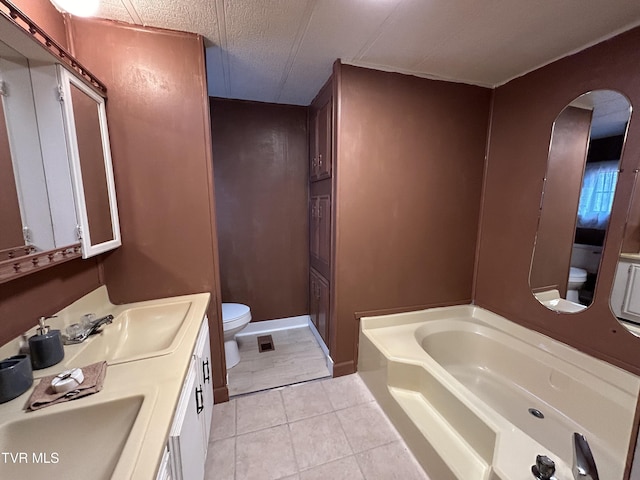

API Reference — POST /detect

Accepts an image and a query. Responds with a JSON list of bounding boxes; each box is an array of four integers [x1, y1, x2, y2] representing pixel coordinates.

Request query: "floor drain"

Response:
[[528, 408, 544, 419], [257, 335, 275, 353]]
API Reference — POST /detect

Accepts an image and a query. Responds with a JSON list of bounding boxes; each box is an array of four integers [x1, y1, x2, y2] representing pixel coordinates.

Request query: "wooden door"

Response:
[[317, 195, 331, 268], [315, 99, 332, 180]]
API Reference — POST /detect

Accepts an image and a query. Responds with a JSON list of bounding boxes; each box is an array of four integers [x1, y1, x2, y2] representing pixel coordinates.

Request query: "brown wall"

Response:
[[529, 106, 592, 296], [333, 64, 492, 374], [476, 26, 640, 375], [68, 18, 226, 400], [210, 98, 309, 322], [0, 0, 102, 345]]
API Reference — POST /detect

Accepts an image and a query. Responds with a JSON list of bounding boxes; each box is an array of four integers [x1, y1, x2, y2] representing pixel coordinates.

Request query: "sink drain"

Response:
[[528, 408, 544, 419]]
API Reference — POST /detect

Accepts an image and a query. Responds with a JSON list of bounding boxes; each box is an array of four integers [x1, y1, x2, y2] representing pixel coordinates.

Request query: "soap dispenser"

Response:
[[29, 316, 64, 370]]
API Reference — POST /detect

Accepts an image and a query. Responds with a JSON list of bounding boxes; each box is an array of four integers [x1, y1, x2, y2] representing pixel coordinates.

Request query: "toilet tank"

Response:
[[570, 243, 602, 274]]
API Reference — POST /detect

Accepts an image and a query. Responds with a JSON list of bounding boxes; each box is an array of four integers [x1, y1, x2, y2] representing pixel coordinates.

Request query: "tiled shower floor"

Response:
[[227, 326, 330, 396], [205, 374, 430, 480]]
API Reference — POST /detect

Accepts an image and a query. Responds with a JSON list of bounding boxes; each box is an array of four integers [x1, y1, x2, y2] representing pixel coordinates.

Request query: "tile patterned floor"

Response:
[[227, 327, 330, 396], [206, 374, 430, 480]]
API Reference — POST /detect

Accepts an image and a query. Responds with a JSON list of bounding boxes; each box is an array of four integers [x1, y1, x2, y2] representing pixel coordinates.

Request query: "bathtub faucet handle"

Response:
[[532, 454, 556, 480], [573, 432, 599, 480]]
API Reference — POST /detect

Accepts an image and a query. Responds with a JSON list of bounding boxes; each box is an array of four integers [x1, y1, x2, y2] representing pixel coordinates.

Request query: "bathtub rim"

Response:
[[359, 303, 640, 480], [361, 304, 638, 397]]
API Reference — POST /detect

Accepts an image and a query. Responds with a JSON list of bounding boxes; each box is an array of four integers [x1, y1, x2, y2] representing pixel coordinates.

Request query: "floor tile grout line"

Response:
[[286, 421, 302, 475], [232, 434, 237, 480], [333, 404, 358, 456], [295, 451, 358, 475]]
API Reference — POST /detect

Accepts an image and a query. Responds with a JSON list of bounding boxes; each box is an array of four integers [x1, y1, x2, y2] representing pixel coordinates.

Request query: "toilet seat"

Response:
[[569, 267, 587, 283], [222, 303, 251, 331]]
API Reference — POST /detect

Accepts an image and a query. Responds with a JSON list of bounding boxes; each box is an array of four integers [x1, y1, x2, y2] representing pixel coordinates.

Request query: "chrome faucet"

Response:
[[532, 433, 599, 480], [573, 432, 599, 480], [63, 314, 114, 344], [532, 454, 557, 480]]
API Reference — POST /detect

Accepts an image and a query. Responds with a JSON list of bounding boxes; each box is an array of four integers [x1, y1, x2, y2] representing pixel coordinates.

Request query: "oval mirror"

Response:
[[530, 90, 631, 313]]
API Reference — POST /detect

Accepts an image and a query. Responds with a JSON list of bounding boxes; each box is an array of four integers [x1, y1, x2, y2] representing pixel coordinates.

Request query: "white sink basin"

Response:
[[66, 300, 192, 366], [0, 395, 145, 480]]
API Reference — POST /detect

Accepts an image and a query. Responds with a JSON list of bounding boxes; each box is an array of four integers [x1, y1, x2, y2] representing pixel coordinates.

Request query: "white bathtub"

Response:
[[358, 305, 640, 480]]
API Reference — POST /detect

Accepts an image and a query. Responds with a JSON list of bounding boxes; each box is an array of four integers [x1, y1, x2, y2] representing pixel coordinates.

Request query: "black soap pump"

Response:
[[29, 316, 64, 370]]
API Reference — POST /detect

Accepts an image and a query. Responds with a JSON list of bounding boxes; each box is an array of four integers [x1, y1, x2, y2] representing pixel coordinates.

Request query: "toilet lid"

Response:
[[569, 267, 587, 282], [222, 303, 251, 323]]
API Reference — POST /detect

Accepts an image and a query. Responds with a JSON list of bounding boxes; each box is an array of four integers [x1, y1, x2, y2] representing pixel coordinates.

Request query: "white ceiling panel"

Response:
[[82, 0, 640, 105], [94, 0, 135, 24], [410, 0, 640, 85], [278, 0, 402, 105], [222, 0, 314, 103], [132, 0, 219, 44]]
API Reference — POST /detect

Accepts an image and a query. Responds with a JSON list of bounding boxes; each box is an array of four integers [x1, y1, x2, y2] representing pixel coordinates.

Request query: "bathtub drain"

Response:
[[528, 408, 544, 419]]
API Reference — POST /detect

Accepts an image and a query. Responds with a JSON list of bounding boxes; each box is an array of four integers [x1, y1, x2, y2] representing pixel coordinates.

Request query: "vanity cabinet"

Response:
[[194, 318, 214, 445], [167, 317, 214, 480], [155, 447, 173, 480], [168, 358, 204, 480]]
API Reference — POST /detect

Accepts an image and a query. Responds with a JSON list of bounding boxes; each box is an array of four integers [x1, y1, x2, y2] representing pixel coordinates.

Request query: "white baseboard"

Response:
[[236, 315, 310, 337], [307, 319, 333, 376]]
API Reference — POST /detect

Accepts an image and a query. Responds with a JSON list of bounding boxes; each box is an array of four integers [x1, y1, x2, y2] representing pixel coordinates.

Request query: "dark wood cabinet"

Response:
[[308, 77, 333, 352], [310, 84, 332, 182], [310, 268, 329, 346], [310, 194, 331, 272]]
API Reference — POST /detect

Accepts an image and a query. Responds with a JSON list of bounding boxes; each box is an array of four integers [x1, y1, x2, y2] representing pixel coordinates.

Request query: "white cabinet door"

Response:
[[194, 317, 214, 446], [169, 359, 205, 480], [623, 264, 640, 320], [611, 260, 631, 318], [58, 65, 121, 258], [155, 447, 172, 480]]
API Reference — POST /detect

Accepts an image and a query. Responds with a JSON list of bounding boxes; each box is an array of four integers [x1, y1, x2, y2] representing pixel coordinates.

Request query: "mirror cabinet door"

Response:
[[0, 41, 55, 253], [530, 90, 631, 313], [59, 66, 120, 258]]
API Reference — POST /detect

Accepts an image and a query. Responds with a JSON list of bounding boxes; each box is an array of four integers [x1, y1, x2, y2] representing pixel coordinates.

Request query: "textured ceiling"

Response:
[[91, 0, 640, 106]]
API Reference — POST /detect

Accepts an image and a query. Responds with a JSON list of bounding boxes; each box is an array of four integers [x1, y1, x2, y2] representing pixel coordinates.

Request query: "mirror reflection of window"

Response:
[[577, 161, 618, 229], [531, 90, 631, 313]]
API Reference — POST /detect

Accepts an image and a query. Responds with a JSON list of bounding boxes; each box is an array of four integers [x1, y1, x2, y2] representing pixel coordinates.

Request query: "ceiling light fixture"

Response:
[[50, 0, 99, 17]]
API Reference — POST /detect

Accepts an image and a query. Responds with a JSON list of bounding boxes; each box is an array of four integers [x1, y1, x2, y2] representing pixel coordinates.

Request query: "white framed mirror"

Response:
[[530, 90, 631, 313], [58, 66, 120, 258]]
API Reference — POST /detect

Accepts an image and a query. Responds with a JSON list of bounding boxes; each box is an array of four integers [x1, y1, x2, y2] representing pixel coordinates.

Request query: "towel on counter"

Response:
[[25, 361, 107, 411]]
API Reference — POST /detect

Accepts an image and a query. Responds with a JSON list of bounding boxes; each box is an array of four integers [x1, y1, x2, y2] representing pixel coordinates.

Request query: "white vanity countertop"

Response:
[[0, 286, 211, 479]]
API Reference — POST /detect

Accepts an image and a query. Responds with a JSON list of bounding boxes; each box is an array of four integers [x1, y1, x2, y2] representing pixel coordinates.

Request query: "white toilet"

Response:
[[222, 303, 251, 369], [566, 267, 588, 304]]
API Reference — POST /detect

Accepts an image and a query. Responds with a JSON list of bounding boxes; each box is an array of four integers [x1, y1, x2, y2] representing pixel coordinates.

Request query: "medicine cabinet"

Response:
[[0, 1, 120, 282]]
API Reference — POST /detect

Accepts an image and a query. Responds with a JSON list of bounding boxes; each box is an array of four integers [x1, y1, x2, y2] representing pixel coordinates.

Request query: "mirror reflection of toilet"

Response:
[[221, 303, 251, 369], [567, 267, 587, 303]]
